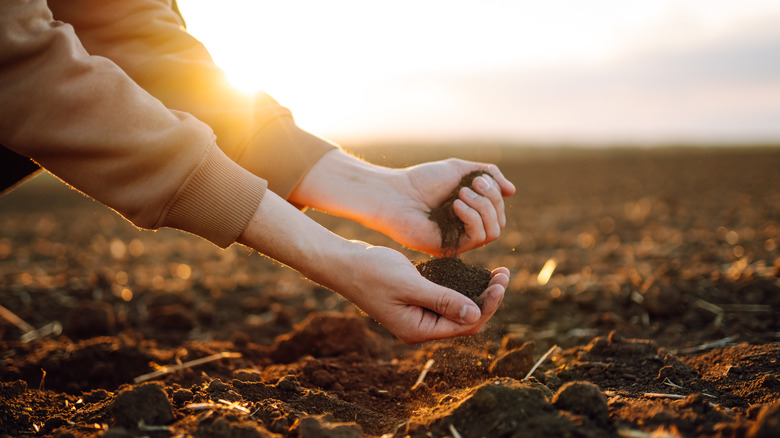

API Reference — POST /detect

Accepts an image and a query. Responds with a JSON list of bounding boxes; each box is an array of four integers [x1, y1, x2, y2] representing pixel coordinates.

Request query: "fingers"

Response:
[[454, 190, 496, 244], [453, 176, 505, 248], [407, 282, 482, 326], [399, 268, 510, 343], [473, 281, 506, 331], [490, 267, 510, 288], [473, 175, 507, 229], [481, 164, 516, 197]]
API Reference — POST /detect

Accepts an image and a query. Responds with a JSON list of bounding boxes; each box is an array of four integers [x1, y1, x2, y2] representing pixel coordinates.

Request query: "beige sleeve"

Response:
[[48, 0, 337, 199], [0, 0, 266, 248]]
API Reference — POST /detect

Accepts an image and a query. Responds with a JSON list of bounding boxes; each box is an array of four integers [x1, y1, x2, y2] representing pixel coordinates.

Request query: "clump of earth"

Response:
[[415, 257, 490, 306], [417, 170, 494, 305]]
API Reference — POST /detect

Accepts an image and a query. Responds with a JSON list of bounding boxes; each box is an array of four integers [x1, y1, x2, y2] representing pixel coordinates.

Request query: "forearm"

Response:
[[237, 190, 364, 297], [0, 0, 264, 247], [288, 149, 399, 224]]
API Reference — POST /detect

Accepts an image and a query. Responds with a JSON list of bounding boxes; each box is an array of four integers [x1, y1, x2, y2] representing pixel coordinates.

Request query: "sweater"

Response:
[[0, 0, 336, 247]]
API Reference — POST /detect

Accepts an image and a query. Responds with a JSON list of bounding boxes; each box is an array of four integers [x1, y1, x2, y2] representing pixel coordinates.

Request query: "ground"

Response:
[[1, 146, 779, 438]]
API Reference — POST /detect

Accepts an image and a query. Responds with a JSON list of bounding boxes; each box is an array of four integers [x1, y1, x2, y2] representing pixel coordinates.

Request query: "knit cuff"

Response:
[[236, 116, 337, 199], [161, 142, 267, 248]]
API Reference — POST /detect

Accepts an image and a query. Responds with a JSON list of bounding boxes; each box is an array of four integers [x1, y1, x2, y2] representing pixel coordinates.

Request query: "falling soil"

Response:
[[415, 257, 491, 306], [421, 170, 493, 305], [427, 170, 490, 255], [2, 147, 780, 437]]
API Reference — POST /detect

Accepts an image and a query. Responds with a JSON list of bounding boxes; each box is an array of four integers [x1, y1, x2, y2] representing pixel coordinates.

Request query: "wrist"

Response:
[[237, 189, 368, 299], [289, 149, 399, 224]]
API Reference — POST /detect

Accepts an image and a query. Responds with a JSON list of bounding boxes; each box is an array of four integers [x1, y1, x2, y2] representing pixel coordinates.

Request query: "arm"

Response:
[[237, 190, 509, 344], [0, 0, 264, 247], [47, 0, 337, 199], [0, 0, 508, 343], [289, 149, 517, 255]]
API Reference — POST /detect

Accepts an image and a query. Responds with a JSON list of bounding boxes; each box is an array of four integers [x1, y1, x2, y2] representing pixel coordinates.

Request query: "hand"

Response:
[[289, 151, 516, 256], [332, 245, 509, 344], [238, 192, 510, 343], [374, 158, 516, 255]]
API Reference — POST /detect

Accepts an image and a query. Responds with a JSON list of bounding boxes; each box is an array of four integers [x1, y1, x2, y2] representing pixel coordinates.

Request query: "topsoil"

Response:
[[1, 146, 779, 438], [418, 170, 493, 305], [427, 170, 491, 255], [415, 257, 490, 306]]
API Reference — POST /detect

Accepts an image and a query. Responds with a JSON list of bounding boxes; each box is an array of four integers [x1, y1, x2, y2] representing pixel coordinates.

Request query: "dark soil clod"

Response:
[[415, 257, 491, 306]]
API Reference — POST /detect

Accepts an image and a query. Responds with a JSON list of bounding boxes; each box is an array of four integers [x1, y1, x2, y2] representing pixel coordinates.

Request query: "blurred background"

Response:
[[177, 0, 780, 147]]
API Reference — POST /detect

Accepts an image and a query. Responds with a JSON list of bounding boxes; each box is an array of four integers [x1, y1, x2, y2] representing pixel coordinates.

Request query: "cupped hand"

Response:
[[375, 158, 516, 256], [340, 245, 509, 344], [239, 187, 510, 344]]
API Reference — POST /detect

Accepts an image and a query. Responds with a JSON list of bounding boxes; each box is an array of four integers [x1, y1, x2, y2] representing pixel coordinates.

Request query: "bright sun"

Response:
[[175, 1, 780, 144], [175, 1, 377, 138], [176, 0, 627, 141]]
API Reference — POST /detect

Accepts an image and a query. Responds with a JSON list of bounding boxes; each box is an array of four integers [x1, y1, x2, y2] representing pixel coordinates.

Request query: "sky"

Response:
[[177, 1, 780, 146]]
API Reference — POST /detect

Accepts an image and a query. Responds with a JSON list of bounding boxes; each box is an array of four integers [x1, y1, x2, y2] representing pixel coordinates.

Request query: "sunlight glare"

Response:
[[175, 0, 780, 143]]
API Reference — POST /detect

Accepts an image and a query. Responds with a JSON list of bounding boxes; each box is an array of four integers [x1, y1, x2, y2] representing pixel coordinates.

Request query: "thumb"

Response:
[[410, 283, 482, 325]]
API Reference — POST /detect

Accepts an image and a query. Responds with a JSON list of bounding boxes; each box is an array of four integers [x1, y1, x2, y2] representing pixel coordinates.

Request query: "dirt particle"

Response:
[[748, 401, 780, 438], [233, 369, 264, 382], [489, 341, 537, 378], [277, 375, 304, 393], [195, 414, 269, 438], [111, 382, 174, 429], [656, 358, 696, 385], [1, 380, 27, 396], [82, 388, 111, 403], [172, 388, 194, 405], [552, 381, 610, 425], [41, 416, 67, 434], [297, 414, 363, 438], [207, 379, 242, 402], [270, 313, 390, 363], [759, 375, 780, 389]]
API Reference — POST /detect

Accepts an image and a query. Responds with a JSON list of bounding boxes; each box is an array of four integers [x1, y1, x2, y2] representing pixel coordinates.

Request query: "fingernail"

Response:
[[460, 303, 480, 324], [473, 176, 488, 191], [462, 187, 478, 199]]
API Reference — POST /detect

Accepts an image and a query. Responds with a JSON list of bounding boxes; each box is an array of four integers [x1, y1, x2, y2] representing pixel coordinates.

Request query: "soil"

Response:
[[427, 170, 490, 255], [415, 258, 490, 306], [1, 146, 780, 438], [420, 170, 493, 305]]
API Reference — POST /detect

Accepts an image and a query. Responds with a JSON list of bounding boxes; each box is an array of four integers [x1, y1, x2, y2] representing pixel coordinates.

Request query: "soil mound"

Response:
[[269, 312, 391, 363], [394, 377, 611, 438], [415, 257, 491, 305]]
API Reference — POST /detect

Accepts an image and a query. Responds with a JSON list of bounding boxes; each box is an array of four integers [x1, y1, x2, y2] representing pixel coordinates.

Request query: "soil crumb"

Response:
[[427, 170, 490, 254], [415, 257, 491, 305]]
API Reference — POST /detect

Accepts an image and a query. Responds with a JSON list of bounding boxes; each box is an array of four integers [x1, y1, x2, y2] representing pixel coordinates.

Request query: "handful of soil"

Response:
[[427, 170, 491, 255], [418, 170, 494, 306], [415, 257, 491, 306]]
